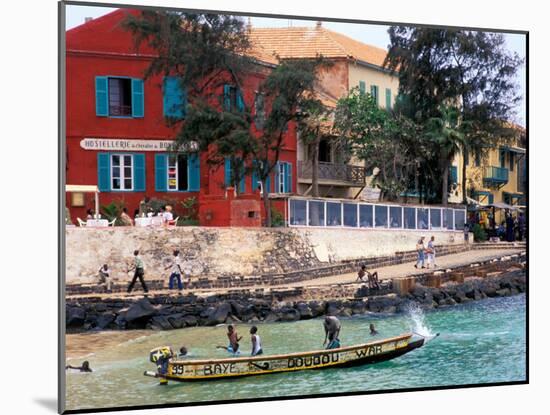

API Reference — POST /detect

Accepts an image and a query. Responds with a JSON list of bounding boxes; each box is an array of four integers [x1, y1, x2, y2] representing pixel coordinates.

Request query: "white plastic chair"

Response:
[[108, 218, 116, 227], [168, 216, 179, 227], [77, 218, 87, 227]]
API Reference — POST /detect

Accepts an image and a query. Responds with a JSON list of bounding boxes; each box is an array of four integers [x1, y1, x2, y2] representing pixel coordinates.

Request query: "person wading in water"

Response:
[[250, 326, 263, 356], [216, 324, 242, 354], [323, 315, 341, 349], [66, 361, 92, 372]]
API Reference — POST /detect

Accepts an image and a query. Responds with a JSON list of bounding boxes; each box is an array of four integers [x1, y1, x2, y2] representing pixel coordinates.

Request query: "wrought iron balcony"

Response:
[[483, 166, 509, 185], [297, 161, 367, 186]]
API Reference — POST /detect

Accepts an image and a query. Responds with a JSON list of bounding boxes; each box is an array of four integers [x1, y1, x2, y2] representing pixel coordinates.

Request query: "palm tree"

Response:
[[426, 105, 466, 206]]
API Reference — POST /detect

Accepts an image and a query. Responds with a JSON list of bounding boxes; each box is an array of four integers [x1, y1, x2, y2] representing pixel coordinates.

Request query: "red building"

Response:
[[65, 9, 296, 225]]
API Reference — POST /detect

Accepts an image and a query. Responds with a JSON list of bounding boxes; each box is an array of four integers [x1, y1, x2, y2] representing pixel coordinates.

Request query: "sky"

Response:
[[66, 5, 526, 126]]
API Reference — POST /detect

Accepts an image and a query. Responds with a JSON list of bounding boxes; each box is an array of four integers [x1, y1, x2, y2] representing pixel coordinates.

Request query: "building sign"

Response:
[[80, 138, 198, 152], [361, 187, 382, 202]]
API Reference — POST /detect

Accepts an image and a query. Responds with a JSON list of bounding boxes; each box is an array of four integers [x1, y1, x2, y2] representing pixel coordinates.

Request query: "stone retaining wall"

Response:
[[66, 226, 467, 284]]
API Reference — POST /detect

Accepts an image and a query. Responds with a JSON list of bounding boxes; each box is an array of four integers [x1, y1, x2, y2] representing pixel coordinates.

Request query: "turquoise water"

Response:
[[65, 294, 526, 411]]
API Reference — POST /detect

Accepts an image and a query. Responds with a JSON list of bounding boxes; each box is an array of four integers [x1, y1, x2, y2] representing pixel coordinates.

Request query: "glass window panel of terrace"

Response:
[[375, 205, 388, 228], [343, 203, 358, 227], [359, 204, 373, 228], [327, 202, 342, 226], [417, 208, 429, 230], [308, 201, 325, 226], [430, 208, 442, 229], [404, 207, 416, 229], [289, 199, 307, 226], [444, 208, 454, 230], [389, 206, 402, 228], [454, 210, 466, 230]]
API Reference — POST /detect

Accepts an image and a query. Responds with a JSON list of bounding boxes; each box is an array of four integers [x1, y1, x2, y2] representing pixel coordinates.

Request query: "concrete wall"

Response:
[[65, 226, 465, 283]]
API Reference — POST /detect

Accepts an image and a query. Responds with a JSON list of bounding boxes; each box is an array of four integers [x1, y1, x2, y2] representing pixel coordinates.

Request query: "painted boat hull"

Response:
[[145, 333, 425, 383]]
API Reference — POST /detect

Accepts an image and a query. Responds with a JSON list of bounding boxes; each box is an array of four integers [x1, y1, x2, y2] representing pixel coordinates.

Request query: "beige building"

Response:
[[250, 23, 398, 199]]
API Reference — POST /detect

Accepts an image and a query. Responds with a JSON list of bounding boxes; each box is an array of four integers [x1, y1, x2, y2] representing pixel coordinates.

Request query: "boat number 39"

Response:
[[171, 365, 184, 375]]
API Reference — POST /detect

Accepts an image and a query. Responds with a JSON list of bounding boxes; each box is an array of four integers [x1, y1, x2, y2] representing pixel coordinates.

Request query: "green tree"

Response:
[[425, 105, 465, 205], [385, 28, 524, 203], [124, 11, 323, 226]]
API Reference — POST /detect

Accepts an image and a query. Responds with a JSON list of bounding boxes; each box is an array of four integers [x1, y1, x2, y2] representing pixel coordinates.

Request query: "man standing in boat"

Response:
[[323, 315, 341, 349]]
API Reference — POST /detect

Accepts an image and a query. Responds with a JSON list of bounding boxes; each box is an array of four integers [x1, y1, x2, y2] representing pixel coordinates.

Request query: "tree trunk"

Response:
[[311, 139, 320, 198], [461, 143, 467, 204], [441, 155, 449, 206], [262, 178, 271, 227]]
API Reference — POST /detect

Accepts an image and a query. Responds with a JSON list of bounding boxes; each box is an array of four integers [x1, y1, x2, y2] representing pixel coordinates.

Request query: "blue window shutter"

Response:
[[155, 154, 168, 192], [163, 77, 186, 118], [224, 158, 232, 187], [385, 88, 392, 109], [131, 79, 144, 118], [188, 153, 200, 191], [284, 162, 292, 193], [488, 194, 494, 204], [133, 154, 146, 191], [359, 81, 366, 94], [450, 166, 458, 184], [274, 162, 280, 193], [95, 76, 108, 116], [223, 85, 231, 111], [236, 90, 244, 112], [97, 153, 111, 191]]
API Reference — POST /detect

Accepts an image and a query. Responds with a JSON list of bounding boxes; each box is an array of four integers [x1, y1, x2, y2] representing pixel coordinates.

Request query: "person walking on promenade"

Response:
[[505, 211, 515, 242], [323, 315, 341, 349], [426, 236, 437, 269], [127, 250, 149, 294], [250, 326, 263, 356], [414, 236, 426, 269], [165, 250, 183, 292]]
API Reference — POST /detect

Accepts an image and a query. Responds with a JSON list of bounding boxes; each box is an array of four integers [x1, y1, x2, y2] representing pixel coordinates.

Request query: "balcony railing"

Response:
[[298, 161, 367, 186], [109, 104, 132, 117], [483, 166, 509, 184]]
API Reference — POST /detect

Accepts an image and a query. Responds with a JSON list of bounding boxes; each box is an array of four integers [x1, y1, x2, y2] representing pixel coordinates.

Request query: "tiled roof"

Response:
[[249, 26, 389, 69]]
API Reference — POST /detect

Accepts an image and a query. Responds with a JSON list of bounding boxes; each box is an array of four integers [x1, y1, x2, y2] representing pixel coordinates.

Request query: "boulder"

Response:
[[125, 298, 158, 323], [263, 312, 281, 323], [296, 303, 313, 319], [280, 307, 300, 322], [149, 316, 173, 330], [67, 307, 86, 327], [206, 302, 232, 325], [167, 313, 185, 329], [182, 314, 198, 327], [96, 312, 116, 329]]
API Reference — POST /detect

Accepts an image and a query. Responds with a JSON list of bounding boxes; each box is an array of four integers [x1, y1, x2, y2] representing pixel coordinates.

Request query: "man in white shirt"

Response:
[[166, 250, 183, 291]]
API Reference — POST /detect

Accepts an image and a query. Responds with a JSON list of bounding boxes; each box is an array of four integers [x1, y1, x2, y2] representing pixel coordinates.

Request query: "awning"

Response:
[[488, 202, 524, 211], [500, 146, 526, 154], [66, 184, 99, 193]]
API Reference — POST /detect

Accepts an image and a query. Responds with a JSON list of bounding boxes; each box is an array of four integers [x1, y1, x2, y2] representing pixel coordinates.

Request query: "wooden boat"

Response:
[[144, 333, 425, 383]]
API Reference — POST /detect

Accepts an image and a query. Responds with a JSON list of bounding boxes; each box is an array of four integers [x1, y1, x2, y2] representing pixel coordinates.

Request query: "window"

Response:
[[278, 162, 285, 193], [343, 203, 358, 227], [500, 150, 506, 168], [318, 139, 332, 162], [167, 155, 189, 191], [475, 152, 481, 167], [385, 88, 392, 109], [404, 207, 416, 229], [454, 210, 466, 230], [443, 208, 454, 230], [289, 199, 307, 226], [450, 166, 458, 184], [111, 154, 133, 191], [359, 204, 373, 228], [327, 202, 342, 226], [370, 85, 379, 105], [430, 208, 442, 229], [390, 206, 402, 228], [254, 92, 265, 130], [95, 76, 144, 118], [375, 205, 388, 228], [224, 158, 245, 193], [274, 162, 292, 193], [359, 81, 366, 94], [417, 208, 429, 230], [509, 152, 515, 171], [308, 201, 325, 226], [223, 85, 244, 112]]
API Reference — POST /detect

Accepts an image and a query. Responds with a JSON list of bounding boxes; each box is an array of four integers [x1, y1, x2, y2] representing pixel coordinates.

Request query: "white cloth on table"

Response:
[[86, 219, 109, 227], [135, 217, 152, 227]]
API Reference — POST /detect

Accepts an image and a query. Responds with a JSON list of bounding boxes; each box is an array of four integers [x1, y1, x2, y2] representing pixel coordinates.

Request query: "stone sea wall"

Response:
[[66, 266, 526, 333], [65, 226, 465, 283]]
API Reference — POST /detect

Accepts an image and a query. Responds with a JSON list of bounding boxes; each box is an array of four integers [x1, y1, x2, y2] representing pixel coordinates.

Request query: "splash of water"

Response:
[[405, 302, 436, 341]]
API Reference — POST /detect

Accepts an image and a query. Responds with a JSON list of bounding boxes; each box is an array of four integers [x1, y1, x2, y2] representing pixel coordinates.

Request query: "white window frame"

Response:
[[278, 162, 286, 193], [111, 154, 133, 191]]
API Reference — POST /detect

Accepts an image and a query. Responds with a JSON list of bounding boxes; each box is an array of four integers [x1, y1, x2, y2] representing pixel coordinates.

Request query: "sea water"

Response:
[[65, 294, 526, 411]]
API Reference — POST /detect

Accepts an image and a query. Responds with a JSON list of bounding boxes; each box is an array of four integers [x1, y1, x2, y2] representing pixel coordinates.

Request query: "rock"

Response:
[[149, 316, 173, 330], [308, 301, 325, 317], [125, 298, 158, 323], [96, 312, 116, 329], [263, 312, 281, 323], [381, 306, 397, 314], [182, 314, 198, 327], [280, 307, 300, 322], [351, 301, 367, 315], [67, 307, 86, 327], [167, 313, 185, 329], [296, 303, 313, 319], [496, 288, 510, 297], [206, 302, 232, 325], [338, 308, 352, 317]]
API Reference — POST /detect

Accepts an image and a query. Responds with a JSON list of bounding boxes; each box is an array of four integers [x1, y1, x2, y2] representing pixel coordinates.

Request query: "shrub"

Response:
[[100, 201, 126, 226], [271, 207, 285, 227], [472, 223, 487, 242]]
